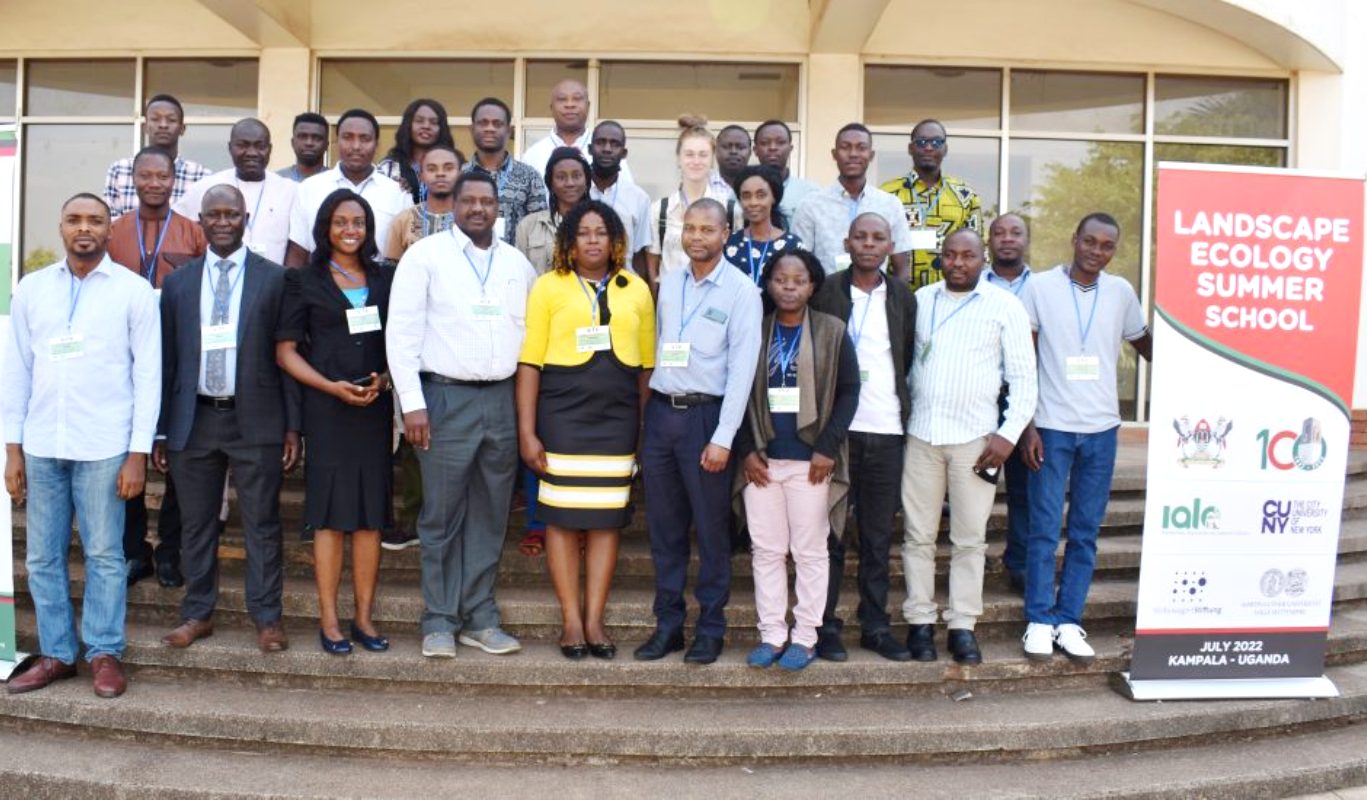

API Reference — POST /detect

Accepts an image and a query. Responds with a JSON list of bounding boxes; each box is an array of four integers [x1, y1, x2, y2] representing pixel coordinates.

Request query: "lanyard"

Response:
[[462, 239, 495, 295], [328, 259, 360, 283], [136, 210, 173, 283], [925, 290, 979, 360], [915, 179, 945, 219], [66, 267, 89, 329], [848, 276, 882, 348], [1070, 278, 1100, 352], [576, 272, 610, 324], [678, 274, 713, 338], [205, 259, 246, 321], [236, 178, 267, 237], [768, 324, 802, 386], [744, 233, 773, 285]]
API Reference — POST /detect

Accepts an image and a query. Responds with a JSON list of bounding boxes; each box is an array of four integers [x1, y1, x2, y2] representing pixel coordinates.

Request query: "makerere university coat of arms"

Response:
[[1174, 416, 1232, 467]]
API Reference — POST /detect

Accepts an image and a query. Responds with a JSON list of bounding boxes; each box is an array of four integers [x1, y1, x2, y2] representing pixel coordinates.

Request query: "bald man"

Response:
[[521, 78, 633, 186], [176, 118, 299, 264]]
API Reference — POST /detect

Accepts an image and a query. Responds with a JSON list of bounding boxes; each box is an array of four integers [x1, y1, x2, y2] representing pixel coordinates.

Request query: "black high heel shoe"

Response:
[[560, 642, 589, 660], [587, 641, 617, 660], [320, 630, 352, 655], [349, 623, 389, 652]]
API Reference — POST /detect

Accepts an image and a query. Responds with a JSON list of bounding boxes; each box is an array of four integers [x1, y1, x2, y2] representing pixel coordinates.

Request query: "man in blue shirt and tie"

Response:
[[636, 199, 762, 665]]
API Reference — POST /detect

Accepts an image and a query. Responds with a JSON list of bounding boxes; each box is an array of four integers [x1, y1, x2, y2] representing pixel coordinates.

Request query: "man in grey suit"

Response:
[[155, 184, 301, 654]]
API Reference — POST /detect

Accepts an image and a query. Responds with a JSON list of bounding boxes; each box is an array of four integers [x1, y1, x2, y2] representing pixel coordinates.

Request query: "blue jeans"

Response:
[[1024, 427, 1117, 626], [24, 453, 128, 663]]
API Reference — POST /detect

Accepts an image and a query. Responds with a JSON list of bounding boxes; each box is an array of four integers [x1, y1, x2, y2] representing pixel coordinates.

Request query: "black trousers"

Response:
[[123, 472, 182, 565], [169, 406, 284, 625], [821, 432, 906, 637]]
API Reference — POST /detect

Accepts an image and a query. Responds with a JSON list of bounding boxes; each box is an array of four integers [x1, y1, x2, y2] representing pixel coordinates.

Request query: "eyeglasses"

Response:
[[913, 137, 947, 148]]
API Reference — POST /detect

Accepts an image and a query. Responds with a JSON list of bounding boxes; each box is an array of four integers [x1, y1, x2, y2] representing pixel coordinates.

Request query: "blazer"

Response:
[[809, 270, 918, 427], [158, 249, 302, 451]]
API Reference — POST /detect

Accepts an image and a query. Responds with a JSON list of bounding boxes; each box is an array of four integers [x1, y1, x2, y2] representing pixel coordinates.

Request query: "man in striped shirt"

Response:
[[900, 229, 1037, 665]]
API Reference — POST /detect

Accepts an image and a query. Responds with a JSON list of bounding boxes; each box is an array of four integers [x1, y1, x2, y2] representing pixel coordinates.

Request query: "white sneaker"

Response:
[[1054, 624, 1095, 663], [1022, 623, 1055, 661], [422, 632, 457, 658]]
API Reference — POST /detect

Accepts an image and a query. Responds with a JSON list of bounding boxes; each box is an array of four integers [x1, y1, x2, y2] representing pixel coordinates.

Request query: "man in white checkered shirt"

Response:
[[103, 94, 209, 220]]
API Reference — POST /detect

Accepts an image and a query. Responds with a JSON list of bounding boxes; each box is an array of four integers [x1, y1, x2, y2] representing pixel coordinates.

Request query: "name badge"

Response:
[[48, 335, 85, 361], [1066, 355, 1101, 382], [346, 305, 382, 335], [859, 369, 870, 383], [909, 227, 938, 250], [660, 342, 691, 368], [702, 306, 729, 324], [576, 325, 611, 353], [202, 323, 236, 351], [494, 217, 507, 241], [767, 386, 800, 414], [472, 297, 503, 320]]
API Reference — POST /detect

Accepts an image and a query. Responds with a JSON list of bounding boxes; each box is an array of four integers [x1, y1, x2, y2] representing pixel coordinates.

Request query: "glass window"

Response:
[[864, 66, 1000, 130], [21, 124, 135, 272], [600, 62, 798, 122], [144, 59, 258, 118], [0, 61, 16, 119], [1010, 71, 1144, 134], [176, 124, 235, 173], [319, 60, 514, 119], [26, 60, 135, 117], [618, 133, 683, 203], [872, 134, 1000, 218], [525, 60, 589, 119], [1154, 76, 1288, 139]]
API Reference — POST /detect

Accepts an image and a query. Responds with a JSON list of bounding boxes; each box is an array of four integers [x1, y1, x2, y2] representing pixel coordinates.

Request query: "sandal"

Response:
[[518, 530, 545, 557]]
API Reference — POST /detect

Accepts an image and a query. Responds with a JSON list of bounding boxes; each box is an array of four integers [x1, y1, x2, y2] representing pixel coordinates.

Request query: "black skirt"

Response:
[[301, 386, 394, 533]]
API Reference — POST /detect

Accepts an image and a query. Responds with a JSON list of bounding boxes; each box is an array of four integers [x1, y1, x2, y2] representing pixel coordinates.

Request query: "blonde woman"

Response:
[[645, 115, 742, 284]]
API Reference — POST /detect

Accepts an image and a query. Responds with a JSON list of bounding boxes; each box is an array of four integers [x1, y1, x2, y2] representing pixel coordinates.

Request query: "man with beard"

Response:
[[384, 144, 463, 260], [587, 120, 652, 275], [104, 95, 209, 219], [277, 113, 329, 183], [463, 97, 546, 244]]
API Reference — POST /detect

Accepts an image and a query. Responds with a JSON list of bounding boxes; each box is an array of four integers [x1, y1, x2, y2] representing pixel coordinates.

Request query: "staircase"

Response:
[[2, 444, 1366, 798]]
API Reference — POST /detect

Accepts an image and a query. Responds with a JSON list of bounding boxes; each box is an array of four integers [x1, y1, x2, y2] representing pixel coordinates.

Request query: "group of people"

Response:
[[1, 79, 1151, 699]]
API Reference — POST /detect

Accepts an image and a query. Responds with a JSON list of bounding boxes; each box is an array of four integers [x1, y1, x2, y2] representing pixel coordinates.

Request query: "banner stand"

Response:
[[1121, 673, 1338, 701]]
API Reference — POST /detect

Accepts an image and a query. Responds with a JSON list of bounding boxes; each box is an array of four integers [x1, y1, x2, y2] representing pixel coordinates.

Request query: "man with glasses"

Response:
[[881, 120, 982, 290]]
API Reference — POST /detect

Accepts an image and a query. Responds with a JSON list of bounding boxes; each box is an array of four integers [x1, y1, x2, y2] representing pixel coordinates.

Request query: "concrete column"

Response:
[[257, 47, 312, 170], [802, 53, 862, 186]]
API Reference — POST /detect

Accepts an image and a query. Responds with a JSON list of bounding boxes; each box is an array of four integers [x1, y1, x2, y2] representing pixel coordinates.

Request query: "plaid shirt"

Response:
[[104, 156, 211, 220]]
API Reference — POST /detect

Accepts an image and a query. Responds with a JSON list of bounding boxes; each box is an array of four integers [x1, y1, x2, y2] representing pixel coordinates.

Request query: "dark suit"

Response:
[[159, 249, 301, 624]]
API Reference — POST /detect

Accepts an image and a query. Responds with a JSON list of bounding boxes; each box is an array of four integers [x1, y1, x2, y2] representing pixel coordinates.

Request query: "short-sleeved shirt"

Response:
[[723, 229, 803, 286], [104, 156, 210, 220], [648, 185, 743, 278], [383, 203, 455, 261], [290, 166, 413, 256], [880, 173, 982, 291], [1024, 266, 1148, 434], [590, 177, 652, 260], [107, 209, 207, 288], [790, 182, 914, 275], [519, 269, 656, 370], [175, 169, 298, 264], [462, 153, 547, 245]]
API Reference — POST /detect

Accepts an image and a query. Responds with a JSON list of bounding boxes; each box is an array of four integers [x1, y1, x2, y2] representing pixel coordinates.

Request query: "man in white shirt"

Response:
[[285, 109, 412, 264], [753, 119, 819, 228], [587, 120, 651, 274], [176, 118, 298, 265], [387, 171, 537, 660], [3, 193, 161, 699], [901, 229, 1037, 665], [1018, 213, 1151, 664], [522, 79, 633, 187], [790, 123, 913, 276]]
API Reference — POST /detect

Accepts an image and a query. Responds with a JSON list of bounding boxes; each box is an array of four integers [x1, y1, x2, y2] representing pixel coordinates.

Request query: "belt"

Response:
[[652, 390, 722, 409], [420, 371, 511, 387], [196, 395, 236, 410]]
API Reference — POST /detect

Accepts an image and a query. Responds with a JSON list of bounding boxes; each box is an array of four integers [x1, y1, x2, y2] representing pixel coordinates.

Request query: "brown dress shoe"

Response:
[[256, 621, 289, 653], [161, 618, 214, 649], [90, 655, 127, 699], [6, 656, 77, 694]]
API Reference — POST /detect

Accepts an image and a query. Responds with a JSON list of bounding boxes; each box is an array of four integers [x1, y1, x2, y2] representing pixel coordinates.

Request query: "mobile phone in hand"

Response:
[[973, 465, 1000, 485], [349, 375, 375, 387]]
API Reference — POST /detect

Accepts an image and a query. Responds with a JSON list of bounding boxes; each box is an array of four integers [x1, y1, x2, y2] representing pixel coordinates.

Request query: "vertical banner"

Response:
[[0, 124, 18, 677], [1125, 164, 1364, 700]]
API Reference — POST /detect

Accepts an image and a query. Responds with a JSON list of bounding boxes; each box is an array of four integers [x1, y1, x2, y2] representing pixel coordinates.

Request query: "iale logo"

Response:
[[1162, 499, 1221, 531]]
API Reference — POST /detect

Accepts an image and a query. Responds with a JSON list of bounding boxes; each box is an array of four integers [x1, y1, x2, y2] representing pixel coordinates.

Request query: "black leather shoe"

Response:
[[860, 631, 913, 662], [906, 624, 937, 662], [587, 641, 617, 660], [684, 635, 724, 665], [560, 642, 588, 660], [126, 558, 154, 587], [156, 560, 184, 588], [815, 628, 848, 662], [632, 628, 685, 661], [948, 628, 983, 665]]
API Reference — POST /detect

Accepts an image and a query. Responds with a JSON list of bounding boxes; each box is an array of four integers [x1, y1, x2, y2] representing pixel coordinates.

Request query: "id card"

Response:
[[660, 342, 690, 368], [1066, 355, 1101, 382], [859, 369, 869, 383], [576, 325, 611, 352], [201, 323, 236, 351], [346, 305, 382, 334], [909, 227, 938, 250], [48, 334, 85, 361], [472, 297, 503, 320], [767, 386, 800, 414]]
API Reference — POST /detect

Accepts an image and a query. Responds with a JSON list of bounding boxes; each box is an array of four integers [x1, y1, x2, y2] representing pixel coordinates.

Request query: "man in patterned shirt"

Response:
[[880, 119, 982, 291], [462, 97, 546, 244], [104, 94, 210, 220]]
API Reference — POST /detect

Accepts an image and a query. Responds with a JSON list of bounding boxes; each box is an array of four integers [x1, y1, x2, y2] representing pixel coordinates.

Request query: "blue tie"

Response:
[[206, 259, 233, 395]]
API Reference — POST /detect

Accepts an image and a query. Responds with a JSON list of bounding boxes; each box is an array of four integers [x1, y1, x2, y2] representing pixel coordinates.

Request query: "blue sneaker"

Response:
[[778, 643, 817, 672], [746, 643, 783, 668]]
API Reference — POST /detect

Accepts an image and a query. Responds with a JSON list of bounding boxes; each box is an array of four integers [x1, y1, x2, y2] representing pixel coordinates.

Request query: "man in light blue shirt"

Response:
[[637, 198, 762, 665], [3, 193, 161, 699]]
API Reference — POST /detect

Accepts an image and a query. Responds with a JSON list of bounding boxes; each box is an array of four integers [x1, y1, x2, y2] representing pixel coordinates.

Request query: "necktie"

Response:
[[206, 259, 233, 395]]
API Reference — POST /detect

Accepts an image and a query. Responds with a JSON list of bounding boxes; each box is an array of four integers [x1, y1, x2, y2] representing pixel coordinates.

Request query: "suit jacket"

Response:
[[158, 249, 302, 451], [809, 269, 917, 427]]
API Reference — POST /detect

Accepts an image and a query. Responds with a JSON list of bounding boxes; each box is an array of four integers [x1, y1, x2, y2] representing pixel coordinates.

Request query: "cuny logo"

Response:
[[1260, 499, 1328, 534], [1162, 499, 1221, 531], [1174, 416, 1232, 467], [1256, 418, 1328, 471]]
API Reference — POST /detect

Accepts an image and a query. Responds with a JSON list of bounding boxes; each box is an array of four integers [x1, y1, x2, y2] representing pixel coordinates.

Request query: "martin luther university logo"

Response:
[[1174, 416, 1232, 467], [1256, 417, 1328, 472]]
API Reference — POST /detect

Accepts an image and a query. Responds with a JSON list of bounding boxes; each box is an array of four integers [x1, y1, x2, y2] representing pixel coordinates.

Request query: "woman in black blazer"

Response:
[[276, 189, 394, 655]]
